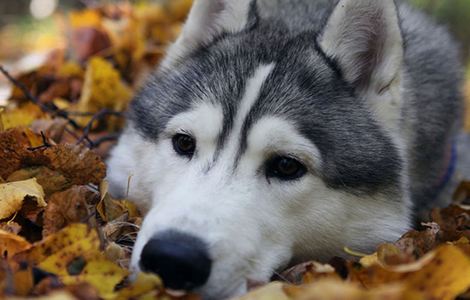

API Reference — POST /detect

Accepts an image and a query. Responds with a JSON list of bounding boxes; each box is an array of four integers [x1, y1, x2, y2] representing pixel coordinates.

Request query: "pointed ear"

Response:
[[319, 0, 403, 95], [161, 0, 257, 69]]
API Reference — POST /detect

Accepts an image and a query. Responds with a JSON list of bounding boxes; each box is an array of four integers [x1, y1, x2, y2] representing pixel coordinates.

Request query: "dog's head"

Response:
[[107, 0, 412, 298]]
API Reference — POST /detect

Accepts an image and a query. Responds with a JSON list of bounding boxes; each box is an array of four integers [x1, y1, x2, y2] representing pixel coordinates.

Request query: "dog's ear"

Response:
[[319, 0, 403, 96], [161, 0, 257, 69]]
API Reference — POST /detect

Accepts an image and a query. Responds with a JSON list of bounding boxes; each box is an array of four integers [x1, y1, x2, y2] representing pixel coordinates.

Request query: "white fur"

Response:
[[108, 64, 411, 299], [320, 0, 405, 137], [161, 0, 253, 70]]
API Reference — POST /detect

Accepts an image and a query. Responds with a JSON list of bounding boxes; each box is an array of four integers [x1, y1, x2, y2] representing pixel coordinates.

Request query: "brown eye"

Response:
[[172, 134, 196, 157], [266, 156, 307, 181]]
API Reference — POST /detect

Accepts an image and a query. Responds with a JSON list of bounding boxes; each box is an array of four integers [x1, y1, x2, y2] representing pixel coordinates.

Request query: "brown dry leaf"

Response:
[[0, 128, 45, 179], [98, 181, 140, 222], [453, 181, 470, 203], [281, 262, 340, 285], [283, 280, 424, 300], [431, 205, 470, 241], [0, 178, 46, 220], [104, 242, 128, 267], [359, 243, 414, 268], [69, 9, 112, 62], [0, 221, 22, 234], [7, 167, 70, 197], [393, 222, 440, 259], [31, 118, 68, 144], [2, 262, 35, 297], [44, 144, 106, 186], [350, 245, 470, 300], [0, 230, 31, 258], [42, 186, 95, 237]]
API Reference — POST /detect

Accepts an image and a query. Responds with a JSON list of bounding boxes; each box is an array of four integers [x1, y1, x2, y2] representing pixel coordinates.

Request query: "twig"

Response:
[[27, 131, 51, 151], [76, 109, 123, 147], [89, 133, 121, 149], [0, 65, 81, 130], [0, 65, 124, 150]]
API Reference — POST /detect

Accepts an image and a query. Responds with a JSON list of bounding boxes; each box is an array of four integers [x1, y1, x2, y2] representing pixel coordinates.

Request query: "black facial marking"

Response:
[[129, 16, 403, 195]]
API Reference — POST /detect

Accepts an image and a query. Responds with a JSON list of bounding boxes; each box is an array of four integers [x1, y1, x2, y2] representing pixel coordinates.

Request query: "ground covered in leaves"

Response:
[[1, 2, 470, 300]]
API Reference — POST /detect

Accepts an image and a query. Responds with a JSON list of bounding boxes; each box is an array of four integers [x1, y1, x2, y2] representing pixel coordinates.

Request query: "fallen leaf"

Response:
[[61, 258, 128, 299], [77, 57, 132, 118], [0, 230, 31, 258], [15, 224, 95, 265], [284, 280, 424, 300], [7, 167, 70, 196], [350, 245, 470, 300], [236, 282, 290, 300], [0, 104, 46, 130], [42, 186, 96, 236], [44, 144, 106, 186], [0, 221, 22, 234], [0, 128, 45, 179], [0, 178, 46, 220]]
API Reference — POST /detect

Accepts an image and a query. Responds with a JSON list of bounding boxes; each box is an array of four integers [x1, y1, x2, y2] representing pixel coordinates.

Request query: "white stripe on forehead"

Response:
[[220, 63, 275, 164]]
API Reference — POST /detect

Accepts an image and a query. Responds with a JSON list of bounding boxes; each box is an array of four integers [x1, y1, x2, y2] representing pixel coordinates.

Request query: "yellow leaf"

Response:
[[37, 230, 101, 275], [166, 0, 194, 21], [0, 230, 31, 258], [57, 61, 84, 78], [464, 78, 470, 132], [69, 9, 102, 28], [114, 273, 163, 300], [79, 57, 132, 112], [284, 280, 424, 300], [359, 252, 379, 268], [61, 258, 128, 299], [236, 282, 290, 300], [98, 180, 140, 222], [0, 178, 46, 220], [351, 245, 470, 300], [18, 224, 93, 264], [19, 224, 128, 299], [0, 103, 45, 130], [401, 245, 470, 300]]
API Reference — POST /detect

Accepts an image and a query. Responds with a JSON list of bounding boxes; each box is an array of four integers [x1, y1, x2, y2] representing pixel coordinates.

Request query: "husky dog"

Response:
[[107, 0, 463, 298]]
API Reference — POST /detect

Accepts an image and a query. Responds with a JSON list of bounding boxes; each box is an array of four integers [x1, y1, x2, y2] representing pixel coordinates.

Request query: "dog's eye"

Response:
[[172, 134, 196, 157], [266, 156, 307, 181]]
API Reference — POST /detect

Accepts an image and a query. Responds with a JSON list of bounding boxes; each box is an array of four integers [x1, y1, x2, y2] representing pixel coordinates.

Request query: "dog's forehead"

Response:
[[130, 30, 402, 194], [130, 31, 336, 140]]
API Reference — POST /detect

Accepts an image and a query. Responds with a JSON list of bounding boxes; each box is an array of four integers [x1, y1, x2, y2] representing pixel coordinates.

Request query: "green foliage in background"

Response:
[[411, 0, 470, 63]]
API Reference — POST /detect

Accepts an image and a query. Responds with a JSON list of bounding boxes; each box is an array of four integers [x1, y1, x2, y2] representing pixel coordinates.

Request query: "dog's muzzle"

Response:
[[139, 230, 212, 290]]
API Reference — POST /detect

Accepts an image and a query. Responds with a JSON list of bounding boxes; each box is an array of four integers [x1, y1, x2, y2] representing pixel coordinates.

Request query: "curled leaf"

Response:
[[0, 178, 46, 220]]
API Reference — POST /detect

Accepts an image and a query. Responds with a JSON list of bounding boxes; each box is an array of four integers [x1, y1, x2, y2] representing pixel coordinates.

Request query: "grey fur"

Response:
[[129, 0, 463, 216]]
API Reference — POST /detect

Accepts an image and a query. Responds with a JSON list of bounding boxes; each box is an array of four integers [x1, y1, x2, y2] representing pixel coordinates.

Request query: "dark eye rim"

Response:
[[265, 155, 308, 181], [172, 133, 196, 157]]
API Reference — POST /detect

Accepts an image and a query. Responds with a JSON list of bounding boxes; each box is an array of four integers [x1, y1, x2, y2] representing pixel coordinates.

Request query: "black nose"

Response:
[[139, 230, 212, 290]]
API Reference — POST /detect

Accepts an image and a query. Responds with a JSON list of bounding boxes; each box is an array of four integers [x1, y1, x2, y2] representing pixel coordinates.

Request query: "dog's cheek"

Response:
[[107, 133, 138, 199]]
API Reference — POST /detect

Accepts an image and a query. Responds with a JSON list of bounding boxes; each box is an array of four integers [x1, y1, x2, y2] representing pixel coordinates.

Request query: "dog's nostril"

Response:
[[139, 230, 212, 290]]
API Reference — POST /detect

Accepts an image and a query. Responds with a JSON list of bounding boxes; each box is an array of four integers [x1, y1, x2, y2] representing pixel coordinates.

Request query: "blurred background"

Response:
[[0, 0, 469, 63], [0, 0, 469, 118]]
